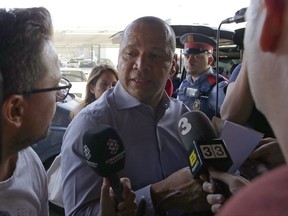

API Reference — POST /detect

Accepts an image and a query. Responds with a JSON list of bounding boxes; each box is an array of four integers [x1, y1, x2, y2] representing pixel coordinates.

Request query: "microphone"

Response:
[[221, 7, 247, 24], [178, 110, 232, 197], [83, 125, 147, 216], [83, 125, 125, 203]]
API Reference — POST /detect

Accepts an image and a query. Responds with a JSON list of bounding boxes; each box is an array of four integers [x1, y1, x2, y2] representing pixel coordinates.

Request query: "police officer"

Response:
[[177, 33, 228, 120]]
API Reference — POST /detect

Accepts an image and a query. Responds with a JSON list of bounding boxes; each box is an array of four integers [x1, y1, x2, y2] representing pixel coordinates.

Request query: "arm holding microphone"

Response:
[[177, 110, 237, 213], [200, 169, 249, 214], [178, 111, 258, 214], [98, 177, 137, 216], [149, 110, 232, 214]]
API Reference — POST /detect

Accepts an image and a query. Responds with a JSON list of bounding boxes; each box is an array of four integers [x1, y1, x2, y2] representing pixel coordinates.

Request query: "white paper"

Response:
[[220, 120, 264, 173]]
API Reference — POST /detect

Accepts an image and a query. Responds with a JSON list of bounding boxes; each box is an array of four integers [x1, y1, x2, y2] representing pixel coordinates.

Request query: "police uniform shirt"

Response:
[[177, 67, 227, 120]]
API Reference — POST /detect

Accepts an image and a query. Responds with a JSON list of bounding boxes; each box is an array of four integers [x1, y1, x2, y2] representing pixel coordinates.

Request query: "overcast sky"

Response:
[[1, 0, 250, 31]]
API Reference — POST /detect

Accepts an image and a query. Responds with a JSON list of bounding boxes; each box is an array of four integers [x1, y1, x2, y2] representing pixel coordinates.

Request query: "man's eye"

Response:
[[124, 51, 136, 57]]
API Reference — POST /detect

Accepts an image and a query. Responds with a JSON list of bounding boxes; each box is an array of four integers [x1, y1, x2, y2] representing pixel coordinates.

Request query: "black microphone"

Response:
[[83, 125, 125, 203], [221, 7, 247, 24], [83, 125, 147, 216], [178, 110, 232, 197]]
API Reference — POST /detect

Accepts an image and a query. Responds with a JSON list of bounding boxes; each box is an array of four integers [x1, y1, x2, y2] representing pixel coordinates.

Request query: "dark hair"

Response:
[[0, 7, 53, 99], [83, 64, 118, 106]]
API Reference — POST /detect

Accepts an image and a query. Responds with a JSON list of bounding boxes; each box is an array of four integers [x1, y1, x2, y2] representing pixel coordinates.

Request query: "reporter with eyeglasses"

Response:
[[0, 7, 68, 215]]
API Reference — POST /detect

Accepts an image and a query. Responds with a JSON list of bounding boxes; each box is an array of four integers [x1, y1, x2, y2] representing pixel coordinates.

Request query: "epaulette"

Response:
[[207, 74, 228, 87]]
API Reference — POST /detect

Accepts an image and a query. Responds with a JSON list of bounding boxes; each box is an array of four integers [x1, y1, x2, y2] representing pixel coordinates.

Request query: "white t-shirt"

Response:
[[0, 147, 49, 216]]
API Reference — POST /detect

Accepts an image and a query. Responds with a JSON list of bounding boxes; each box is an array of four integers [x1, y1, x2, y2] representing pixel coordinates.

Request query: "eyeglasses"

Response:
[[19, 77, 72, 102]]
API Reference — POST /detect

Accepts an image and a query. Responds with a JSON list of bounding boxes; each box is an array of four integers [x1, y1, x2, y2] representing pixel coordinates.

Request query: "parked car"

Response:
[[60, 68, 87, 99], [67, 57, 84, 68]]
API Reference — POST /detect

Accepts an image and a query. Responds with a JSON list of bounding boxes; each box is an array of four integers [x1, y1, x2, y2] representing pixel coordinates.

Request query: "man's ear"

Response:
[[260, 0, 285, 52], [208, 55, 214, 65], [169, 54, 178, 76], [2, 95, 25, 128]]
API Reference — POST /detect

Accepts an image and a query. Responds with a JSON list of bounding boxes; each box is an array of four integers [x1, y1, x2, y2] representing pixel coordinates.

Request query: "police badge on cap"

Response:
[[180, 33, 216, 55]]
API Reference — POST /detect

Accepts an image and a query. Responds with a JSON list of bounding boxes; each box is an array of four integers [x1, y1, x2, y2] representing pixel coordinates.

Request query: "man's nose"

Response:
[[133, 54, 151, 71]]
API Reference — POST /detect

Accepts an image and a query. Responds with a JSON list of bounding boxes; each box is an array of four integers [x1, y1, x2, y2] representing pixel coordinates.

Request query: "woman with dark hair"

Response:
[[72, 64, 118, 117]]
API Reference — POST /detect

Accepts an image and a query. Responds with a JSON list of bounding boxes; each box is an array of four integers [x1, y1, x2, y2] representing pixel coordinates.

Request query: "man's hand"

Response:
[[240, 137, 285, 179], [151, 167, 210, 214], [98, 177, 137, 216], [250, 137, 285, 169], [201, 168, 249, 214]]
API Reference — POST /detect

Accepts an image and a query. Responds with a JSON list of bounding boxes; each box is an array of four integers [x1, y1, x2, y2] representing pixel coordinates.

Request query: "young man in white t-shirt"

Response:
[[0, 7, 64, 215]]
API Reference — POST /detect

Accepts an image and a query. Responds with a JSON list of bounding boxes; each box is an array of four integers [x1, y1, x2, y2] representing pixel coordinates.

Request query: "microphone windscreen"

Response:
[[178, 111, 232, 178], [178, 110, 217, 151], [83, 125, 126, 177]]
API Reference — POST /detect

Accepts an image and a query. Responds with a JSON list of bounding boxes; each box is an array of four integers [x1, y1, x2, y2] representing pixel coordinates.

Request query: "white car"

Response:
[[60, 68, 87, 100]]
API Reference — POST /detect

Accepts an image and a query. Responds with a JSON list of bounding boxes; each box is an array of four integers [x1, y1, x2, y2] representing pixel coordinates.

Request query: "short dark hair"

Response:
[[0, 7, 53, 99]]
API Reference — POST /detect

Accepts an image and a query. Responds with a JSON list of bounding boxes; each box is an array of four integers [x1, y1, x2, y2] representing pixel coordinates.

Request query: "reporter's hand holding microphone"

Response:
[[99, 177, 137, 216], [178, 110, 249, 214], [200, 169, 249, 214]]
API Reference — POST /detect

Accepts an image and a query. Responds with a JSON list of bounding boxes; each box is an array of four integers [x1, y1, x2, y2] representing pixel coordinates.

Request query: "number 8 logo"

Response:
[[178, 117, 192, 135]]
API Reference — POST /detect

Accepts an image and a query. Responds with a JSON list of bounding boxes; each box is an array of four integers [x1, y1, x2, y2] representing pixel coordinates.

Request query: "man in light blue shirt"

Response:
[[61, 16, 210, 216]]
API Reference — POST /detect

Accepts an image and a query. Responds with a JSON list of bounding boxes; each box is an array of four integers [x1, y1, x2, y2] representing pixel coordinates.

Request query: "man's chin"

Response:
[[32, 128, 50, 145]]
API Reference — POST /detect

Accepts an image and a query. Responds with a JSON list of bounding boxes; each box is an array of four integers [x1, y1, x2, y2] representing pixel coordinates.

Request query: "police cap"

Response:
[[180, 33, 216, 55]]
